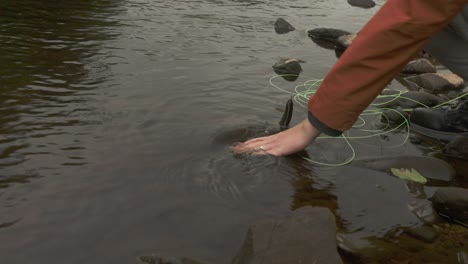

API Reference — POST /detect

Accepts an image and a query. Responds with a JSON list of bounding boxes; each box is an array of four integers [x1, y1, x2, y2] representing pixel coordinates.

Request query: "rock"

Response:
[[380, 107, 409, 124], [352, 155, 456, 182], [274, 18, 295, 34], [445, 135, 468, 159], [407, 199, 445, 224], [335, 34, 356, 51], [272, 59, 302, 81], [401, 59, 437, 74], [405, 73, 466, 92], [450, 251, 468, 264], [231, 206, 343, 264], [308, 28, 351, 49], [431, 187, 468, 227], [139, 255, 207, 264], [405, 226, 439, 243], [372, 89, 402, 108], [397, 91, 445, 109], [335, 34, 357, 58], [347, 0, 376, 8]]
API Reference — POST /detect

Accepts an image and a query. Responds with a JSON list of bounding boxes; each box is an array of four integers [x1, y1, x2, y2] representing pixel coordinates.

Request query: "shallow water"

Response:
[[1, 0, 466, 263]]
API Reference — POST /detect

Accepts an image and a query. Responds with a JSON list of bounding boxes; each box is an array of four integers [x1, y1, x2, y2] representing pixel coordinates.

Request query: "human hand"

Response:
[[230, 118, 321, 156]]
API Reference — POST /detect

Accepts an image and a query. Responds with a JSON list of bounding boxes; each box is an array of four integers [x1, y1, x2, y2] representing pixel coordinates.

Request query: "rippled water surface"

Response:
[[1, 1, 466, 263]]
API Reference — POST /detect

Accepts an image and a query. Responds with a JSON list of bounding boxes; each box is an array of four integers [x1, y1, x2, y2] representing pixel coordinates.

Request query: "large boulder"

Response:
[[405, 73, 465, 92], [274, 18, 295, 34], [431, 187, 468, 227], [231, 206, 342, 264]]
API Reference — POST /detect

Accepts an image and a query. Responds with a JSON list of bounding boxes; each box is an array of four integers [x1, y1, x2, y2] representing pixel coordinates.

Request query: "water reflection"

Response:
[[0, 0, 124, 187]]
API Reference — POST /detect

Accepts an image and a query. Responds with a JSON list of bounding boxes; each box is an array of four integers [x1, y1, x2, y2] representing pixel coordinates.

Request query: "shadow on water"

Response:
[[0, 0, 125, 188]]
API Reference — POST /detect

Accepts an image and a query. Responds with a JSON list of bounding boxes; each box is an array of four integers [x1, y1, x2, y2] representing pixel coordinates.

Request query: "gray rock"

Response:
[[335, 34, 356, 51], [347, 0, 376, 8], [139, 255, 207, 264], [401, 59, 437, 74], [405, 225, 439, 243], [308, 28, 352, 49], [451, 251, 468, 264], [231, 206, 342, 264], [431, 187, 468, 227], [373, 90, 445, 109], [352, 155, 456, 182], [445, 135, 468, 159], [272, 59, 302, 81], [397, 90, 445, 109], [405, 73, 466, 92], [380, 107, 409, 124], [274, 18, 295, 34], [407, 199, 445, 224]]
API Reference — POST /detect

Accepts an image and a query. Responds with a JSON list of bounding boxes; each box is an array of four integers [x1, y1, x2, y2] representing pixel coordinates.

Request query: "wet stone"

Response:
[[272, 59, 302, 81], [231, 206, 342, 264], [347, 0, 376, 9], [380, 107, 409, 124], [335, 34, 356, 51], [408, 199, 445, 224], [274, 18, 295, 34], [431, 187, 468, 227], [139, 255, 207, 264], [405, 225, 439, 243], [401, 58, 437, 74], [397, 91, 445, 109], [405, 73, 466, 92], [445, 135, 468, 159], [307, 28, 351, 41], [451, 251, 468, 264]]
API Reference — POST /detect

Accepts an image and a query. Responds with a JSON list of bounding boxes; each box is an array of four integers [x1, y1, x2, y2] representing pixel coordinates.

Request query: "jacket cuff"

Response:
[[308, 111, 342, 136]]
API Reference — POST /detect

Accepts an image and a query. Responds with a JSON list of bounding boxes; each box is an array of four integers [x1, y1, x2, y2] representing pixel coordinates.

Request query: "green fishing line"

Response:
[[268, 74, 468, 166]]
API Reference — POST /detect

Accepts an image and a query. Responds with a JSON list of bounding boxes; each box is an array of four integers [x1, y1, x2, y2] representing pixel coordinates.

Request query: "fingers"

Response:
[[230, 135, 279, 156]]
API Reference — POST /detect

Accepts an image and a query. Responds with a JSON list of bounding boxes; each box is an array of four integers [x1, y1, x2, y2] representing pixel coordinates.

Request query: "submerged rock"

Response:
[[405, 73, 466, 92], [431, 187, 468, 227], [139, 255, 207, 264], [401, 58, 437, 74], [405, 225, 439, 243], [347, 0, 376, 8], [272, 58, 302, 81], [351, 155, 455, 183], [231, 206, 342, 264], [274, 18, 295, 34]]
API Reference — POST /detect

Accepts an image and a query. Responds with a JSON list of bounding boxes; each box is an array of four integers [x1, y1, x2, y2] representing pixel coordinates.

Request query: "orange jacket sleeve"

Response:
[[308, 0, 468, 136]]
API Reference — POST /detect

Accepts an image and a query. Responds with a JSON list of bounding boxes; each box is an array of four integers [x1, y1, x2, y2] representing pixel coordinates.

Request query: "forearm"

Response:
[[308, 0, 468, 135]]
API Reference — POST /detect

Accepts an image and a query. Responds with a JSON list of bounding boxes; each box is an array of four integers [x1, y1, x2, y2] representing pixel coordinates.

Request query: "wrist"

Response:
[[300, 118, 321, 141]]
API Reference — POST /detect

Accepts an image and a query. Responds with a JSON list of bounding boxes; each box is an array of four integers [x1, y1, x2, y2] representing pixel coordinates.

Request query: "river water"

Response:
[[1, 1, 466, 263]]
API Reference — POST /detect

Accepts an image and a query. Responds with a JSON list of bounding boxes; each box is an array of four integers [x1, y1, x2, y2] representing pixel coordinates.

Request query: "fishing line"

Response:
[[268, 74, 468, 166]]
